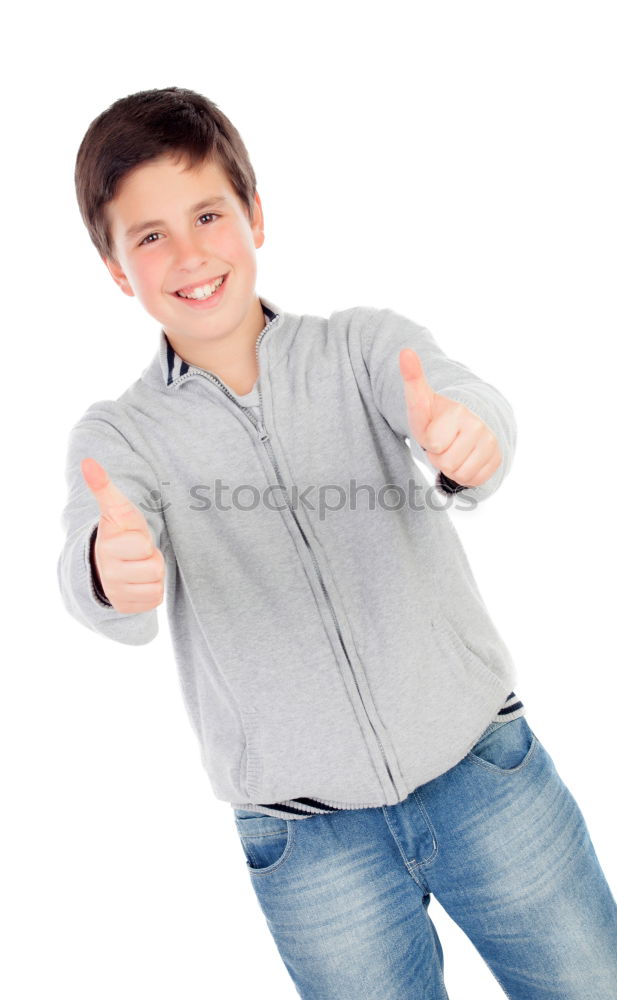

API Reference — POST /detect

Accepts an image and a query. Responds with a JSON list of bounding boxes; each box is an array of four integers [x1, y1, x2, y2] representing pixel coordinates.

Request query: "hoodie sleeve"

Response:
[[356, 306, 517, 504], [57, 405, 170, 645]]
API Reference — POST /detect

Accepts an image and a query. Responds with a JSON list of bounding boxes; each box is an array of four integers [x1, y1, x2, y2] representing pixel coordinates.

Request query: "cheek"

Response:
[[215, 223, 253, 261], [133, 256, 166, 295]]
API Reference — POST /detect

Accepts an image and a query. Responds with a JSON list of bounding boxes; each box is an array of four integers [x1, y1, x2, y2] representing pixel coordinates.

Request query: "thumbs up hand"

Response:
[[81, 456, 166, 614], [399, 348, 502, 488]]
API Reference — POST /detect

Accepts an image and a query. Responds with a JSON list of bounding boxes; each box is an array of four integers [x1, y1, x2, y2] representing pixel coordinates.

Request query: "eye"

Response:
[[138, 213, 218, 247]]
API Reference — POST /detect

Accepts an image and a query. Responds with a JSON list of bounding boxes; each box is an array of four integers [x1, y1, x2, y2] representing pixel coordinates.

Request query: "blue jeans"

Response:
[[233, 715, 617, 998]]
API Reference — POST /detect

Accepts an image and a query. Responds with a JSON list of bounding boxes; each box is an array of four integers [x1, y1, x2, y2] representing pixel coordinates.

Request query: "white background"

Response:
[[2, 1, 616, 997]]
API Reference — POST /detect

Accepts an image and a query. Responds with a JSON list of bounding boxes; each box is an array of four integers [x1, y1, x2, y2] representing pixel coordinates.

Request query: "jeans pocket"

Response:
[[466, 716, 538, 773], [233, 811, 295, 876]]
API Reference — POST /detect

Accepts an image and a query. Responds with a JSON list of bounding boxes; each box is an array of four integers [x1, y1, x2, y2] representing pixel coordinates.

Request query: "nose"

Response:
[[172, 230, 209, 272]]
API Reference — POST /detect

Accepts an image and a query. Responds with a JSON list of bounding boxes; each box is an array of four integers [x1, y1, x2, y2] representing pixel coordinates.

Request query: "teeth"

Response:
[[178, 275, 225, 299]]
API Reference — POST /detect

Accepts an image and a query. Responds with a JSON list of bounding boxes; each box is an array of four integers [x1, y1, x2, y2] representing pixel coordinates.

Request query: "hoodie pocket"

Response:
[[239, 710, 263, 800], [432, 606, 497, 686]]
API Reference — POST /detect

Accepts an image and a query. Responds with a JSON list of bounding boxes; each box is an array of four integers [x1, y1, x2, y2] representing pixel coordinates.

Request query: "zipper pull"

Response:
[[257, 418, 269, 442]]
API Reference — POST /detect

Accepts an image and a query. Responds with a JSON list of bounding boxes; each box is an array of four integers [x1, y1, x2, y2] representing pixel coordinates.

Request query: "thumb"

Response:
[[399, 348, 434, 445], [81, 456, 153, 542]]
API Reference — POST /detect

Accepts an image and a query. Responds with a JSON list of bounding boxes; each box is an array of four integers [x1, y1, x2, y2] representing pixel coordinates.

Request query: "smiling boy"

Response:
[[104, 154, 266, 394], [58, 87, 617, 998]]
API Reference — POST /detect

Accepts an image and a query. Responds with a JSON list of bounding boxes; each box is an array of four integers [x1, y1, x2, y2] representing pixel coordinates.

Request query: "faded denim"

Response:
[[234, 716, 617, 999]]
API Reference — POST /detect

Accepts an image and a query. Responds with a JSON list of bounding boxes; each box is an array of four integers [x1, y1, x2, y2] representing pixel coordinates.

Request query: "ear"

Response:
[[102, 254, 135, 297], [251, 191, 265, 250]]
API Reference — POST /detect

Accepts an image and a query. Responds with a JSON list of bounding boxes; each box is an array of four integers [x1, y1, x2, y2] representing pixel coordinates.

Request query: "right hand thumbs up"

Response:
[[81, 456, 166, 614]]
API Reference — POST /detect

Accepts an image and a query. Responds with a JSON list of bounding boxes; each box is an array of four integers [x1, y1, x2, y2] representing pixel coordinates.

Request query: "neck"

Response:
[[165, 296, 266, 391]]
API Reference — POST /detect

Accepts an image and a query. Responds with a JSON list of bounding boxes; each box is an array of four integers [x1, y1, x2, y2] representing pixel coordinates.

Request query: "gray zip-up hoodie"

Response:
[[57, 296, 524, 820]]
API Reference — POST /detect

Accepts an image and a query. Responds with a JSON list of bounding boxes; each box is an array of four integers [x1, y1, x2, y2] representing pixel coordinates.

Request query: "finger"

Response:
[[102, 532, 162, 564], [422, 404, 467, 456], [432, 422, 496, 481], [81, 456, 153, 541], [472, 452, 502, 486], [108, 581, 165, 610], [399, 348, 434, 445], [450, 446, 502, 487], [100, 555, 165, 588]]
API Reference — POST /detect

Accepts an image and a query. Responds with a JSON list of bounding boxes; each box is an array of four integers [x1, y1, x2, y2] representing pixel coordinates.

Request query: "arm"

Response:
[[57, 405, 169, 645], [356, 306, 517, 504]]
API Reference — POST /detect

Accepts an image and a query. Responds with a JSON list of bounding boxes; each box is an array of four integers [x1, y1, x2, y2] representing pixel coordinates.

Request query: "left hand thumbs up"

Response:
[[399, 348, 502, 488]]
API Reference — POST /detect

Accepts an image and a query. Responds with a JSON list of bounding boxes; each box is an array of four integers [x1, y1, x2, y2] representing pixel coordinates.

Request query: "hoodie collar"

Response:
[[145, 294, 283, 390]]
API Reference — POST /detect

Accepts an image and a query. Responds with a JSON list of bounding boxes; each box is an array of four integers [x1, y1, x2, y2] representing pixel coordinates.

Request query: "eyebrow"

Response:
[[124, 196, 229, 241]]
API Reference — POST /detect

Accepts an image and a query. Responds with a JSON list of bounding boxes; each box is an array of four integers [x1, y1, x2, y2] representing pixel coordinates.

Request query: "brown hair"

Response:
[[74, 86, 258, 263]]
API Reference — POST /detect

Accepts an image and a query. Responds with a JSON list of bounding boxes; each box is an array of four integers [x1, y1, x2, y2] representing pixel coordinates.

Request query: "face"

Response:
[[103, 153, 265, 361]]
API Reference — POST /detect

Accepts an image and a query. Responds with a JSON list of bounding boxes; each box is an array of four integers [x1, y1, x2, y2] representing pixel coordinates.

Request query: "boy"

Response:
[[58, 87, 617, 998]]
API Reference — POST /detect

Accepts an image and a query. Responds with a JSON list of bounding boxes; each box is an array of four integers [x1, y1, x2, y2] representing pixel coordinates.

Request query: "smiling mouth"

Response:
[[173, 273, 228, 300]]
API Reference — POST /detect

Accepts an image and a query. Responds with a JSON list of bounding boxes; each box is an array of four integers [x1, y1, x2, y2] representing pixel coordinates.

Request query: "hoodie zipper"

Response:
[[172, 315, 398, 797]]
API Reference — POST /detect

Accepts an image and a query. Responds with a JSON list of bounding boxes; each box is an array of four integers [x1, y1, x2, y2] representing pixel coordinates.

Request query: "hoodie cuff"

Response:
[[88, 524, 113, 607], [437, 470, 467, 494], [420, 447, 467, 493]]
